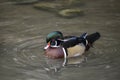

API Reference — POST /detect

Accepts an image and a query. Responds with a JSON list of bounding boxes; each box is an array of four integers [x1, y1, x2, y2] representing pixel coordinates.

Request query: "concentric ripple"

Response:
[[0, 0, 120, 80], [12, 36, 44, 66]]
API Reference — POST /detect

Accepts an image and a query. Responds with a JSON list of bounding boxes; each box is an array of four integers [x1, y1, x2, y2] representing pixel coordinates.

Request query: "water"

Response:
[[0, 0, 120, 80]]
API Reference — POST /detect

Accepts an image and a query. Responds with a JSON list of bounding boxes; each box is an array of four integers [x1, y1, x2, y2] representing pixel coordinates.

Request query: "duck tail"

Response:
[[86, 32, 101, 50]]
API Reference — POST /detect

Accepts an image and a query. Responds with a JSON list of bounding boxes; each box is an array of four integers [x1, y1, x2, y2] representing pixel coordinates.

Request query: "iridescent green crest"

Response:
[[46, 31, 63, 43]]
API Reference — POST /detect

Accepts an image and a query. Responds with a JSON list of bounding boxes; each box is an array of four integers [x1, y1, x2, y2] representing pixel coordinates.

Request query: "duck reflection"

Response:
[[44, 55, 87, 73]]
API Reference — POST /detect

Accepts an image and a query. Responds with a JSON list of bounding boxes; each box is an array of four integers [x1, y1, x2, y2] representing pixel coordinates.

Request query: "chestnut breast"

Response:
[[45, 47, 64, 59]]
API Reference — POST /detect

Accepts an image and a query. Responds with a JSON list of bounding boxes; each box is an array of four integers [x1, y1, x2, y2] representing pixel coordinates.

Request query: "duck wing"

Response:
[[62, 33, 87, 48], [62, 32, 100, 49]]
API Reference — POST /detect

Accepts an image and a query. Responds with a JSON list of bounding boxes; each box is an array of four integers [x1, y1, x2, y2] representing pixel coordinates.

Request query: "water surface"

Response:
[[0, 0, 120, 80]]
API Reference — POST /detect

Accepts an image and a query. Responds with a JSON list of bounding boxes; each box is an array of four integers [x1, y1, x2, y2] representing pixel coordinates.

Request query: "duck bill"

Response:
[[44, 42, 50, 49]]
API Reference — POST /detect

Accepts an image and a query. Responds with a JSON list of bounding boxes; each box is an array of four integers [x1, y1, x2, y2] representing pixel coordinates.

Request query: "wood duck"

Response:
[[44, 31, 100, 59]]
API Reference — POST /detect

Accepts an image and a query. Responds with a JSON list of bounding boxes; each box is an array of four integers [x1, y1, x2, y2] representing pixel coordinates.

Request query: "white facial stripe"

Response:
[[55, 41, 57, 46]]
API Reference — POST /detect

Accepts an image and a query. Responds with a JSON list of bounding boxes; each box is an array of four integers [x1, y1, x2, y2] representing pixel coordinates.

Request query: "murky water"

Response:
[[0, 0, 120, 80]]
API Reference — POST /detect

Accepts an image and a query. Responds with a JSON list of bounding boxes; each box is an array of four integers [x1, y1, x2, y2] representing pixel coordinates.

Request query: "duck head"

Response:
[[44, 31, 63, 49], [44, 31, 65, 59]]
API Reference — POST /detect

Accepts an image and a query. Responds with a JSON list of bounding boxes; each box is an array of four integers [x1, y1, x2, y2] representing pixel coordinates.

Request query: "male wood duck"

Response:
[[44, 31, 100, 59]]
